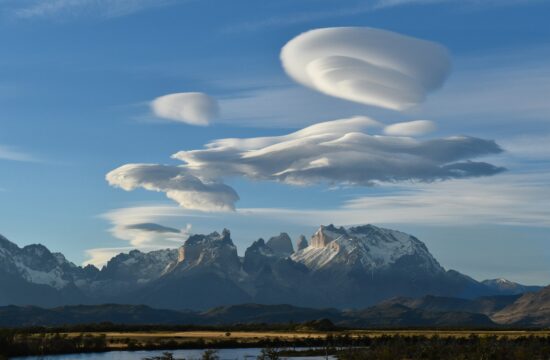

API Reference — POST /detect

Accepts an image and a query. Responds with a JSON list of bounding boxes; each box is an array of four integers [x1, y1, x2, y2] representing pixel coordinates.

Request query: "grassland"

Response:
[[56, 329, 550, 349], [4, 327, 550, 359]]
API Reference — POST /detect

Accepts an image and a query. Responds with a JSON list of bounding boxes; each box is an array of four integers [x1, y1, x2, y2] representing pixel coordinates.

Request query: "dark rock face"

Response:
[[296, 235, 308, 251], [266, 233, 294, 256], [0, 226, 538, 310]]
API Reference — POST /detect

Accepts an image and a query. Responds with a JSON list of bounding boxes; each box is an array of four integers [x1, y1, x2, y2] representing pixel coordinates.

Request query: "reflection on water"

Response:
[[13, 348, 336, 360]]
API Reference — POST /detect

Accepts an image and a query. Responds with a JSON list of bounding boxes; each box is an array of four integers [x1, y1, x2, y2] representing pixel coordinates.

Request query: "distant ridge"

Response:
[[3, 288, 550, 328]]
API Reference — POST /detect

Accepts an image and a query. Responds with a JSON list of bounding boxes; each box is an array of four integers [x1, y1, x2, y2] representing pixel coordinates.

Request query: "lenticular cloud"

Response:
[[173, 116, 505, 187], [107, 27, 504, 212], [106, 163, 239, 211], [107, 117, 504, 211], [151, 92, 219, 125], [281, 27, 451, 111], [384, 120, 436, 136]]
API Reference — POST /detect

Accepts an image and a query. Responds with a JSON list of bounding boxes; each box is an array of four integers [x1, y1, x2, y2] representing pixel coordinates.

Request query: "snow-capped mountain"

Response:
[[0, 234, 93, 290], [0, 225, 539, 310], [482, 278, 542, 295], [292, 224, 443, 273], [177, 230, 239, 269]]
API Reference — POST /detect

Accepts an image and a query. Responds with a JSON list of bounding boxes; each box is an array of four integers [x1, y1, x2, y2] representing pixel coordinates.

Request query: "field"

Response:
[[4, 328, 550, 359], [57, 329, 550, 349]]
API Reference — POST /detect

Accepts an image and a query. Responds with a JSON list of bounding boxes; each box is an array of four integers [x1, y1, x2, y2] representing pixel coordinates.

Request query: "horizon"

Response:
[[1, 0, 549, 287]]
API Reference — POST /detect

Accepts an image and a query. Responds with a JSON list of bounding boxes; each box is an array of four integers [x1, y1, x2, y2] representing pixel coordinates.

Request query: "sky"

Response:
[[0, 0, 549, 285]]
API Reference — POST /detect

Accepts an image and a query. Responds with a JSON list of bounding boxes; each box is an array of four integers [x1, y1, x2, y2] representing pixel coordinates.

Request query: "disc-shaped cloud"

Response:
[[151, 92, 219, 126], [173, 116, 504, 186], [107, 116, 504, 211], [106, 164, 239, 211], [281, 27, 451, 111], [384, 120, 436, 136]]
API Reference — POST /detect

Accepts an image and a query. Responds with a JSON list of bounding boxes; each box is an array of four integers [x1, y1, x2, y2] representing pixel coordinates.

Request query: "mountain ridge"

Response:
[[0, 225, 543, 310]]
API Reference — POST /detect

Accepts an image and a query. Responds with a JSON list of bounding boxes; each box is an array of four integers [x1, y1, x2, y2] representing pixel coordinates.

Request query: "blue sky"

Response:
[[0, 0, 549, 285]]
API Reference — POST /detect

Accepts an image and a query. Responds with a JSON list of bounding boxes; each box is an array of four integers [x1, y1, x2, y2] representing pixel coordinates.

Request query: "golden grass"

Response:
[[57, 329, 550, 343]]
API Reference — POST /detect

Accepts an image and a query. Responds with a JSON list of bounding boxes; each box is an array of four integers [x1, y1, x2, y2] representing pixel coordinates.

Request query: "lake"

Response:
[[13, 348, 336, 360]]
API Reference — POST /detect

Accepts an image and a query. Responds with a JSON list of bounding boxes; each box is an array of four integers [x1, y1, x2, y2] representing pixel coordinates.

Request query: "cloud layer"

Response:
[[174, 116, 504, 187], [12, 0, 177, 19], [281, 27, 451, 111], [0, 145, 36, 162], [107, 27, 504, 212], [107, 115, 504, 211], [151, 92, 219, 126], [384, 120, 436, 136], [106, 164, 239, 211]]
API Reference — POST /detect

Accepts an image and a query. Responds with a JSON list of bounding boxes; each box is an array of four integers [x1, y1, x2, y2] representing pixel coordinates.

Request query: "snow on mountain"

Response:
[[0, 236, 85, 290], [292, 224, 443, 273], [482, 278, 542, 295], [176, 228, 241, 276], [1, 226, 542, 310], [99, 248, 178, 284]]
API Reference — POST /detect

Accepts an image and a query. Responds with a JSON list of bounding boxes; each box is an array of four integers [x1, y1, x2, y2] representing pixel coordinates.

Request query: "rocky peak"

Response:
[[310, 224, 346, 248], [176, 229, 241, 275], [296, 235, 308, 251], [293, 224, 444, 274], [245, 238, 271, 254], [0, 234, 20, 255], [266, 233, 294, 256], [243, 238, 275, 274], [101, 248, 178, 282]]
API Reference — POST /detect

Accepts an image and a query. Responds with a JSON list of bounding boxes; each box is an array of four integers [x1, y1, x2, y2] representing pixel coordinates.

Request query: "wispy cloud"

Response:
[[83, 246, 134, 267], [84, 205, 196, 266], [226, 0, 544, 32], [0, 144, 37, 162], [10, 0, 181, 20]]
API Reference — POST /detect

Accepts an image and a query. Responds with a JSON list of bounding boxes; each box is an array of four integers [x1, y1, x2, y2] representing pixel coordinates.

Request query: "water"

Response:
[[13, 348, 336, 360]]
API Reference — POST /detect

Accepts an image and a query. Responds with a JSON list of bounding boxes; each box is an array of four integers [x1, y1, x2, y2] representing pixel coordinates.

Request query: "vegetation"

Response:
[[2, 325, 550, 359], [335, 334, 550, 360], [0, 328, 107, 357]]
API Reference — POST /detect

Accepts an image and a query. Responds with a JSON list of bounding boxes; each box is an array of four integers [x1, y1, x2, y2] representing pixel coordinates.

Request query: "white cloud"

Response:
[[226, 0, 544, 32], [84, 205, 196, 266], [107, 116, 504, 210], [0, 144, 36, 162], [375, 0, 544, 9], [281, 27, 451, 111], [384, 120, 436, 136], [240, 172, 550, 228], [12, 0, 179, 20], [106, 163, 239, 211], [83, 246, 134, 267], [102, 206, 192, 248], [151, 92, 219, 126], [174, 116, 504, 186]]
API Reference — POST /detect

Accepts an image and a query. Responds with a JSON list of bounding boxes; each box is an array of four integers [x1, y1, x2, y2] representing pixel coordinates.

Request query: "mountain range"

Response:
[[0, 224, 543, 310], [1, 288, 549, 328]]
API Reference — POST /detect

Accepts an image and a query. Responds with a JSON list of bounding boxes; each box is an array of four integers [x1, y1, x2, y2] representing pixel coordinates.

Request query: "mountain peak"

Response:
[[311, 224, 346, 248], [0, 233, 20, 254], [176, 229, 240, 275], [481, 278, 542, 295], [296, 235, 308, 251], [266, 232, 294, 256], [293, 224, 443, 273]]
